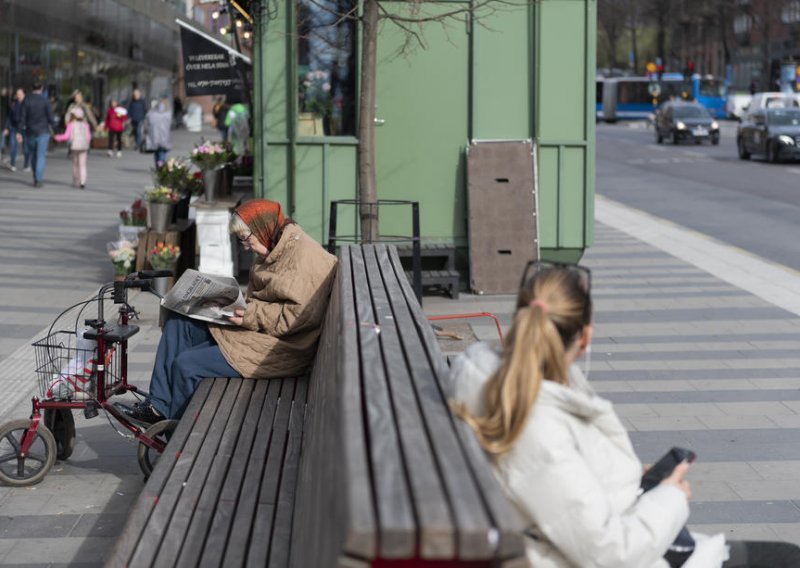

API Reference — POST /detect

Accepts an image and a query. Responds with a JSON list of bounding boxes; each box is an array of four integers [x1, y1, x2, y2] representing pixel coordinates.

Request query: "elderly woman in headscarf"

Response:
[[122, 199, 338, 423]]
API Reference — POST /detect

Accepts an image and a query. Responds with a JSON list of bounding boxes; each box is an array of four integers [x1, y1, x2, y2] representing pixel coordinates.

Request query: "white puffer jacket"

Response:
[[450, 342, 727, 568]]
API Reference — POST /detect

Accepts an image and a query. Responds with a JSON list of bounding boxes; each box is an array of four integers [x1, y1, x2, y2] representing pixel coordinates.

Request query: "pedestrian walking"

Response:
[[0, 87, 9, 161], [143, 98, 172, 168], [66, 90, 98, 130], [104, 99, 127, 158], [127, 88, 147, 151], [451, 262, 800, 568], [172, 96, 184, 129], [2, 88, 31, 172], [212, 96, 229, 141], [54, 107, 91, 189], [17, 83, 56, 187]]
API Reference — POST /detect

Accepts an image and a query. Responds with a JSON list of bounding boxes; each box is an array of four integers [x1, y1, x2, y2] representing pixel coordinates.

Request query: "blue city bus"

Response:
[[599, 73, 727, 122]]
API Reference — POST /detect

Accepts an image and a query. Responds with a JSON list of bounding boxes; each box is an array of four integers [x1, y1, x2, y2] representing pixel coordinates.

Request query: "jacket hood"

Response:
[[452, 342, 610, 423]]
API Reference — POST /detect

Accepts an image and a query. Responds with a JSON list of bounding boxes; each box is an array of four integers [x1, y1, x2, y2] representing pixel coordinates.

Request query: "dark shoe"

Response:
[[33, 181, 43, 188], [79, 184, 85, 189], [120, 402, 165, 425]]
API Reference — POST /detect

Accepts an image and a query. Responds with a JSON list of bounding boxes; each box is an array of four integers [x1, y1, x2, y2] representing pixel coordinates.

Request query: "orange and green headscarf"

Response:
[[234, 199, 286, 250]]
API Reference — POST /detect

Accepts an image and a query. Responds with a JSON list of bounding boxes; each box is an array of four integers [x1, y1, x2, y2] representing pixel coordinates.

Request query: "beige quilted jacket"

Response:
[[209, 223, 337, 378]]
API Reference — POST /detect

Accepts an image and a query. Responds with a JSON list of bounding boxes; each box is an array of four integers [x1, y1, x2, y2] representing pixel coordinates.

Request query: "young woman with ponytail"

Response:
[[451, 263, 799, 568]]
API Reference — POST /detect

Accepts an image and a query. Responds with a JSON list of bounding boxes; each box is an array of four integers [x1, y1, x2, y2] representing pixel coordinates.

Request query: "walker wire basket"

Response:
[[32, 330, 118, 401]]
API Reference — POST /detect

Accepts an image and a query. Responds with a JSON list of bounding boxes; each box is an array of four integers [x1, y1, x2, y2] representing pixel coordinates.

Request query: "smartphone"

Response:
[[640, 447, 696, 493]]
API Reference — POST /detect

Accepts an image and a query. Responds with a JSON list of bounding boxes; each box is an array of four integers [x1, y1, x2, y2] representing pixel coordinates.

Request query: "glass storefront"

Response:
[[296, 0, 357, 137], [0, 0, 179, 127]]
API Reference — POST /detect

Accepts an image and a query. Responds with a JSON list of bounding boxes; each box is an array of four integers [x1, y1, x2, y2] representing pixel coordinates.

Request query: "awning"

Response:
[[177, 19, 252, 99]]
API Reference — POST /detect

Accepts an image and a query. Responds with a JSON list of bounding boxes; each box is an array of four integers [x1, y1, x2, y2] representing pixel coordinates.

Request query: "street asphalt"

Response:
[[0, 121, 798, 565]]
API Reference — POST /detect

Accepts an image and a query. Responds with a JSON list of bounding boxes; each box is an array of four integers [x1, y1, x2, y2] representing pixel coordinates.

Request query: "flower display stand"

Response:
[[134, 219, 196, 284]]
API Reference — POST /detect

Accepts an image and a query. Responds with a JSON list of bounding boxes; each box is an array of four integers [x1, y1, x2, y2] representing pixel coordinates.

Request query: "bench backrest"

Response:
[[291, 244, 526, 566]]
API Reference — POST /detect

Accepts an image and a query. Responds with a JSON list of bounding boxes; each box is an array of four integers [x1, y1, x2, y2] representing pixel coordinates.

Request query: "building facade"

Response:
[[0, 0, 184, 120], [252, 0, 597, 262]]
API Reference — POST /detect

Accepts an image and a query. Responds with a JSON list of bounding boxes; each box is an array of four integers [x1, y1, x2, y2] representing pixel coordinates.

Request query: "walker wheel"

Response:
[[0, 419, 57, 486], [43, 409, 76, 461], [137, 420, 178, 478]]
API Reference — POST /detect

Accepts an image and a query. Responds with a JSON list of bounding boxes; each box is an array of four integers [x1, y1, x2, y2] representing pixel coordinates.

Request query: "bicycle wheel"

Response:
[[137, 420, 178, 478], [43, 409, 76, 461], [0, 419, 56, 486]]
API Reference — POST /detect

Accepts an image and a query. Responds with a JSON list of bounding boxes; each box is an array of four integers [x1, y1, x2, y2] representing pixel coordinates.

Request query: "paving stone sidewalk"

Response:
[[2, 137, 800, 564]]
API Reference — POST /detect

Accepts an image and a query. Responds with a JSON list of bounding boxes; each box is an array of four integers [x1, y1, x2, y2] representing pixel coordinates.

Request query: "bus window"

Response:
[[700, 78, 726, 98], [618, 81, 650, 104]]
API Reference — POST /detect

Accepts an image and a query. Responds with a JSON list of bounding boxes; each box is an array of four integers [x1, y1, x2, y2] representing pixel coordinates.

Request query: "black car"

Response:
[[737, 107, 800, 162], [655, 102, 720, 145]]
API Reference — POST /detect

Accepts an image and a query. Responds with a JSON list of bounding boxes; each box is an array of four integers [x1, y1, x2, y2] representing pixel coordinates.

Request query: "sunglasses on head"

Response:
[[518, 260, 592, 293]]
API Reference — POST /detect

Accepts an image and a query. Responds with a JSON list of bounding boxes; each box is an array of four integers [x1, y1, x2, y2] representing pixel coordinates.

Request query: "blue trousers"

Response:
[[148, 314, 240, 419], [8, 128, 30, 168], [154, 147, 167, 168], [26, 133, 49, 183]]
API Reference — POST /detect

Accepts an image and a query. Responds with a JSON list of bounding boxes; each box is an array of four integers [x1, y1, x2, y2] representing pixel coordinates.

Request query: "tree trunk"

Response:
[[358, 0, 379, 242]]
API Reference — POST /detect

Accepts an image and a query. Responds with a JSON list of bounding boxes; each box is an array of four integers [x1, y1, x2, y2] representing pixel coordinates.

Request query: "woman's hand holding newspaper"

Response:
[[228, 307, 245, 326]]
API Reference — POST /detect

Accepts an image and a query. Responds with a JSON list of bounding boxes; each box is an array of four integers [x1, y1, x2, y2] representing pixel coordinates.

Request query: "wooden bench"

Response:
[[291, 244, 525, 566], [110, 243, 525, 567]]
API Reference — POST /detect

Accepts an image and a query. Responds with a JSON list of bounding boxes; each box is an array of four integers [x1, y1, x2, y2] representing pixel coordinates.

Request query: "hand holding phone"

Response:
[[640, 447, 696, 493]]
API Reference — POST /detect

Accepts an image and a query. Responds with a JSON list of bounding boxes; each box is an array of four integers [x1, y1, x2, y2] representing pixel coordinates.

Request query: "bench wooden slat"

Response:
[[223, 378, 296, 566], [291, 252, 378, 567], [176, 379, 260, 567], [155, 379, 244, 566], [338, 247, 378, 558], [130, 378, 229, 567], [200, 379, 283, 565], [387, 245, 527, 559], [351, 246, 417, 558], [256, 376, 308, 568], [109, 379, 214, 567], [244, 377, 300, 566], [362, 246, 456, 558], [376, 244, 495, 559]]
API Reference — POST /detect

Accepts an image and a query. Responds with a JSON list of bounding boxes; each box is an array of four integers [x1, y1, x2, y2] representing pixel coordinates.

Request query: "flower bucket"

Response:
[[148, 202, 173, 232], [203, 168, 218, 202], [152, 277, 170, 296]]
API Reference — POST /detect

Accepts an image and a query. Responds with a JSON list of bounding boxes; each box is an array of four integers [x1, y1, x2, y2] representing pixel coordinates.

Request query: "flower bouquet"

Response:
[[152, 158, 194, 194], [190, 141, 233, 170], [120, 198, 147, 226], [148, 242, 181, 271], [107, 240, 137, 279], [145, 185, 180, 204], [300, 69, 333, 117]]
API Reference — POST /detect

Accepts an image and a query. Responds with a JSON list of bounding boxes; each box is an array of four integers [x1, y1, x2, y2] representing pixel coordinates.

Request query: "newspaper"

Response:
[[161, 269, 246, 326]]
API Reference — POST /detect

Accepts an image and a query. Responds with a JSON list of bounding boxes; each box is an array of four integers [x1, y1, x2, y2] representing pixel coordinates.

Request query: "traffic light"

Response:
[[684, 60, 695, 79]]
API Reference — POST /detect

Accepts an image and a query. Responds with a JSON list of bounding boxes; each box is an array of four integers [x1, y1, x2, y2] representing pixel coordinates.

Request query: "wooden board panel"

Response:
[[387, 246, 527, 560], [362, 246, 455, 558], [350, 246, 416, 558], [467, 140, 539, 294], [108, 379, 214, 567]]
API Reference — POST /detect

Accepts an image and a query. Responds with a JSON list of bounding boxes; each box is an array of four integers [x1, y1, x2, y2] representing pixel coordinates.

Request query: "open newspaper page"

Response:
[[161, 269, 246, 326]]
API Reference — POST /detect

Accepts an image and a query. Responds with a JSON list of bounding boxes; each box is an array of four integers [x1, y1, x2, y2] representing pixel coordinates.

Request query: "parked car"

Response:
[[655, 101, 720, 145], [737, 107, 800, 162], [745, 92, 800, 114]]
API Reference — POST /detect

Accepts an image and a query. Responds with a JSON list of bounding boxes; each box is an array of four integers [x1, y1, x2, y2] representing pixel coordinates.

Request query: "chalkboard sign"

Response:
[[178, 20, 251, 100]]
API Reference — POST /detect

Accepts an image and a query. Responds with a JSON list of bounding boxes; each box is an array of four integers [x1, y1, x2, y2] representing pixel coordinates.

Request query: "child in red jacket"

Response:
[[104, 99, 127, 157]]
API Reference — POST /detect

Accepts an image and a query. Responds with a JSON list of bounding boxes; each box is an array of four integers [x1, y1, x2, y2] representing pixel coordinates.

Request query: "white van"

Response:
[[746, 92, 800, 112]]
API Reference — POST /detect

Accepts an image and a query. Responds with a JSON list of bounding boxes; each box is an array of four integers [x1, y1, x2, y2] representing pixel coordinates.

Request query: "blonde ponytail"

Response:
[[453, 268, 591, 456]]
